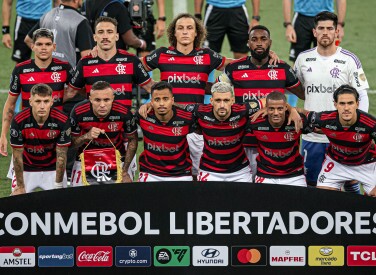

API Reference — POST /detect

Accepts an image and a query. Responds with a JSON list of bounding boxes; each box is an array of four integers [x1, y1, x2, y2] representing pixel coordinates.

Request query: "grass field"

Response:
[[0, 0, 375, 197]]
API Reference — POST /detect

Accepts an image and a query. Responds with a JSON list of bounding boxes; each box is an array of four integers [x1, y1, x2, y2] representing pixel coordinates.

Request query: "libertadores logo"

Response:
[[0, 246, 35, 267], [231, 246, 267, 266], [347, 246, 376, 266], [154, 246, 190, 266], [76, 246, 112, 267]]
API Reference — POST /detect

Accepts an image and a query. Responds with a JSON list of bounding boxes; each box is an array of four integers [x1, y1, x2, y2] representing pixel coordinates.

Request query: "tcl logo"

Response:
[[347, 246, 376, 266], [76, 246, 113, 267]]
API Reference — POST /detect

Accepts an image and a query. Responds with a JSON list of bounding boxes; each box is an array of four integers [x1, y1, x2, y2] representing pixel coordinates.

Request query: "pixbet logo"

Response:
[[347, 246, 376, 266], [76, 246, 112, 267]]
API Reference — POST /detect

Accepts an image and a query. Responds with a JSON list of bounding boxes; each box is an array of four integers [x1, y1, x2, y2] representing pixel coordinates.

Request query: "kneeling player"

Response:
[[10, 84, 71, 195]]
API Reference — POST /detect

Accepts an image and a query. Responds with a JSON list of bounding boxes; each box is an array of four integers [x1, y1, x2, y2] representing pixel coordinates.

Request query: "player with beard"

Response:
[[294, 11, 369, 191], [217, 25, 304, 180]]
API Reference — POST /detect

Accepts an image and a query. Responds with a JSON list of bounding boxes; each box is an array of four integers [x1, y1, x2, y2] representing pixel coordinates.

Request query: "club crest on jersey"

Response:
[[108, 122, 118, 132], [172, 127, 182, 136], [330, 67, 341, 78], [353, 133, 363, 142], [51, 72, 61, 82], [193, 56, 204, 65], [267, 69, 278, 80], [115, 64, 126, 74], [47, 130, 57, 139], [284, 132, 295, 141]]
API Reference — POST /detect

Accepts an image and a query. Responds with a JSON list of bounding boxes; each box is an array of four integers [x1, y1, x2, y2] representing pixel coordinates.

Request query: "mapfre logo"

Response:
[[76, 246, 113, 267], [0, 246, 35, 267], [347, 246, 376, 266], [269, 246, 305, 266]]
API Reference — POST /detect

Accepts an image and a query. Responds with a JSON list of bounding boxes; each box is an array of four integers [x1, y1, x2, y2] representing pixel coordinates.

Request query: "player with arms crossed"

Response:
[[10, 84, 71, 195]]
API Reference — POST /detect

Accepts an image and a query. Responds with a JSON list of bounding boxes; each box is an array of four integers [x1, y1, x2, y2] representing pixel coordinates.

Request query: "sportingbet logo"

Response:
[[269, 246, 305, 266], [347, 246, 376, 266], [154, 246, 190, 266], [38, 246, 74, 267], [76, 246, 112, 267], [0, 246, 35, 267]]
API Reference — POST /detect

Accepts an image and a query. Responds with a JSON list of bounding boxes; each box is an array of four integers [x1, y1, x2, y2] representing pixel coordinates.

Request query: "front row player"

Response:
[[10, 84, 71, 195], [305, 85, 376, 196]]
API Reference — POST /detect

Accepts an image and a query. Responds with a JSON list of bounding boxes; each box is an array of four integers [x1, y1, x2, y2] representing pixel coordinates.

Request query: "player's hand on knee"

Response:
[[0, 136, 8, 156], [11, 186, 26, 196]]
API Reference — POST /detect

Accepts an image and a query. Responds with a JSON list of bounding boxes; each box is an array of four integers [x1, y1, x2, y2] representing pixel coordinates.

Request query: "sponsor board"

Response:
[[38, 246, 74, 267], [308, 246, 344, 266], [76, 246, 112, 267], [154, 246, 190, 266], [115, 246, 151, 267], [192, 246, 228, 266], [231, 246, 267, 266], [347, 246, 376, 266], [269, 246, 306, 266], [0, 246, 35, 267]]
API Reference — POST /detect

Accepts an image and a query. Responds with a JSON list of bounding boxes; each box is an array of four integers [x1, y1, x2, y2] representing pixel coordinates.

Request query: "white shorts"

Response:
[[187, 132, 204, 176], [317, 155, 376, 194], [138, 172, 193, 182], [244, 147, 258, 177], [71, 160, 134, 187], [12, 170, 67, 193], [198, 166, 252, 182], [255, 174, 307, 187]]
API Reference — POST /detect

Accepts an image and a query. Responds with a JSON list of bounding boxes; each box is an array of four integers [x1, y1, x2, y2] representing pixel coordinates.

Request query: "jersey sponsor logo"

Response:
[[332, 144, 363, 155], [353, 72, 361, 87], [330, 67, 341, 78], [83, 117, 94, 121], [242, 91, 269, 102], [51, 66, 63, 71], [51, 72, 61, 82], [237, 65, 249, 69], [172, 127, 183, 136], [305, 58, 316, 62], [289, 67, 297, 78], [355, 127, 366, 132], [167, 73, 201, 84], [231, 246, 267, 266], [109, 115, 120, 120], [23, 68, 34, 73], [145, 117, 156, 123], [241, 73, 249, 78], [229, 115, 240, 121], [267, 69, 278, 80], [88, 60, 98, 64], [38, 246, 74, 267], [11, 75, 18, 90], [265, 147, 294, 158], [48, 123, 58, 127], [146, 53, 157, 61], [347, 246, 376, 266], [92, 68, 100, 74], [203, 116, 215, 122], [76, 246, 113, 267], [193, 56, 204, 65], [115, 246, 151, 267], [115, 64, 126, 74], [334, 59, 346, 64], [27, 76, 35, 82], [166, 50, 177, 55], [172, 120, 185, 125], [147, 143, 180, 153], [306, 84, 337, 94], [0, 246, 36, 267], [269, 246, 306, 266], [115, 58, 127, 62], [207, 135, 242, 147], [154, 246, 190, 266], [192, 246, 228, 266], [308, 246, 344, 266]]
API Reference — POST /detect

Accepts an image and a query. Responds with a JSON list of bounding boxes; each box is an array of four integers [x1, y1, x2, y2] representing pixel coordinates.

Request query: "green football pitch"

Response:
[[0, 0, 375, 197]]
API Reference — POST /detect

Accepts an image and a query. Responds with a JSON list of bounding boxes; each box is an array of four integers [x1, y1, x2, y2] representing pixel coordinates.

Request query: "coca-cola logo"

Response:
[[76, 246, 113, 267]]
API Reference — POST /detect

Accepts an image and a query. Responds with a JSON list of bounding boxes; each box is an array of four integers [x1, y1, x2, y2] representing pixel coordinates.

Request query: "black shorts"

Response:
[[134, 13, 156, 53], [289, 13, 317, 61], [12, 16, 37, 63], [203, 4, 249, 54]]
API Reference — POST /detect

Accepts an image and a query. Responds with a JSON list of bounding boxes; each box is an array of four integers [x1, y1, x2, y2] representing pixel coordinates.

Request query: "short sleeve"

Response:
[[57, 118, 72, 147], [10, 117, 23, 148]]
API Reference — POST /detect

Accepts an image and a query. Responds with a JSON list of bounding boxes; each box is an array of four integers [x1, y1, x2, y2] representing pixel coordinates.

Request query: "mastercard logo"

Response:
[[237, 249, 261, 264], [231, 246, 267, 266]]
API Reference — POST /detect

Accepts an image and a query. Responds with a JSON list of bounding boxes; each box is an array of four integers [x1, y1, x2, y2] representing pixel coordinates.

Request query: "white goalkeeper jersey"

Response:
[[294, 46, 369, 143]]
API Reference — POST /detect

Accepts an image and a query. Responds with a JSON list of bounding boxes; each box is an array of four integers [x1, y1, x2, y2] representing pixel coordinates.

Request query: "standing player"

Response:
[[306, 85, 376, 196], [218, 25, 304, 179], [1, 28, 72, 157], [70, 81, 138, 185], [251, 92, 310, 187], [10, 84, 71, 195], [294, 11, 369, 189], [67, 16, 153, 107], [137, 81, 195, 182]]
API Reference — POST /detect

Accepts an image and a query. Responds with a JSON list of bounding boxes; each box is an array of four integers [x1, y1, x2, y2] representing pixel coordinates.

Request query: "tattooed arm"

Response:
[[122, 132, 138, 183], [55, 146, 68, 187], [71, 127, 105, 148], [11, 147, 25, 195], [0, 95, 18, 156]]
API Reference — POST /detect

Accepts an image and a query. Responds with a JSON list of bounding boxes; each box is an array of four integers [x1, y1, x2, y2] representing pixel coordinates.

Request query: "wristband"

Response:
[[2, 26, 10, 35], [252, 15, 261, 21], [139, 39, 146, 49], [194, 13, 202, 20], [54, 182, 63, 189], [283, 22, 292, 28], [157, 16, 166, 22]]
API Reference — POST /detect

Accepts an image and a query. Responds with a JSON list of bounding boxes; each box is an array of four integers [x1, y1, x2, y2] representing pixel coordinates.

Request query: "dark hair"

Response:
[[91, 81, 113, 92], [266, 91, 287, 103], [167, 13, 206, 49], [30, 83, 52, 97], [314, 11, 338, 28], [32, 28, 54, 43], [95, 16, 118, 31], [333, 85, 359, 102], [151, 81, 173, 96], [249, 25, 271, 37]]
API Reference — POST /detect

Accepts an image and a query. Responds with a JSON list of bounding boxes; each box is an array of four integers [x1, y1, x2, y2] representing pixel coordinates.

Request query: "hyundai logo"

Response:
[[201, 249, 220, 258]]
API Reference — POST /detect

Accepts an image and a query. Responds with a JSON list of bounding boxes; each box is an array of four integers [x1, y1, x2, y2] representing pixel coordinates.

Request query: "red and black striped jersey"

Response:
[[143, 47, 226, 104], [250, 113, 311, 178], [69, 49, 151, 107], [70, 100, 137, 156], [219, 57, 300, 147], [10, 107, 71, 171], [191, 101, 261, 173], [9, 58, 72, 110], [308, 110, 376, 166], [137, 107, 195, 177]]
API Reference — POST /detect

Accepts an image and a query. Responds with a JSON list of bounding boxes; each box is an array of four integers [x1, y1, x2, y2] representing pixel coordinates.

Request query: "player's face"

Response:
[[313, 20, 338, 48], [32, 37, 55, 62], [29, 94, 53, 121], [248, 29, 272, 61], [266, 99, 287, 127], [211, 92, 234, 121], [151, 88, 174, 117], [89, 88, 114, 118], [174, 17, 197, 47], [94, 22, 119, 51], [335, 93, 359, 125]]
